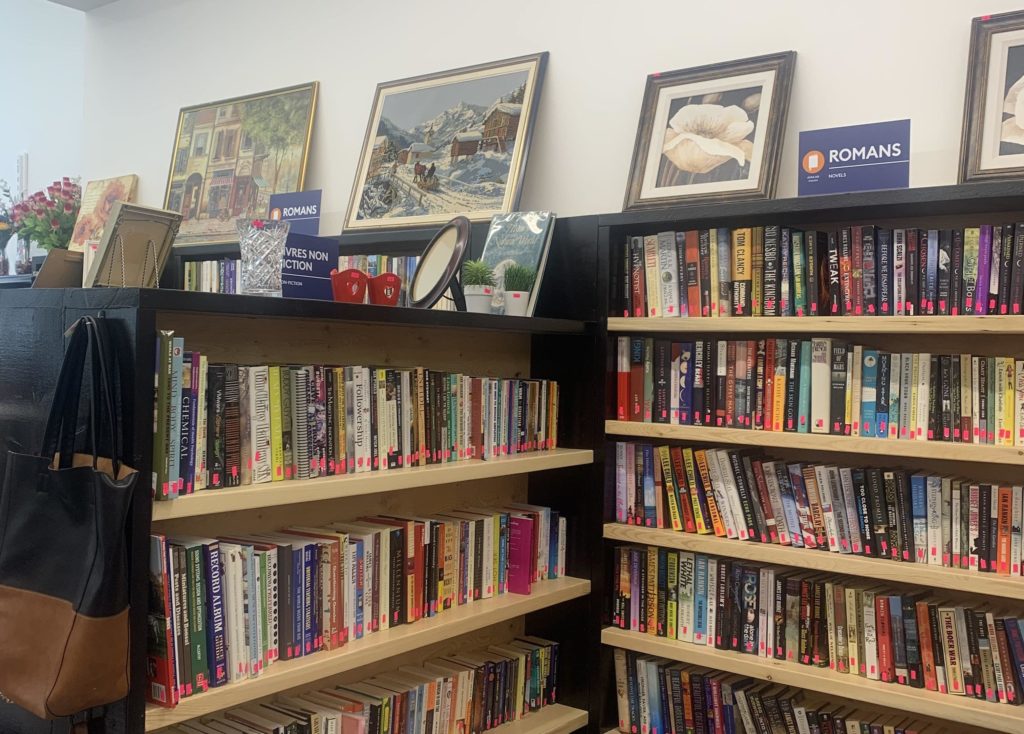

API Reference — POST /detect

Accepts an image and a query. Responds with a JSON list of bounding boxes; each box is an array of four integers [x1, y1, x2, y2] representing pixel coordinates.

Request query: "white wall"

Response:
[[80, 0, 1024, 234], [0, 0, 84, 259]]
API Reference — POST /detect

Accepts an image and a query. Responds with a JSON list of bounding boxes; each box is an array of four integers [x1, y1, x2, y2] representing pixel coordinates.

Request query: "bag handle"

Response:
[[41, 317, 91, 468], [41, 315, 126, 473]]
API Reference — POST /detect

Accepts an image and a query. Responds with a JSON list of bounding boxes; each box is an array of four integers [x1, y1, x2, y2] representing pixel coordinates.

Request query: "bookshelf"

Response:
[[0, 266, 603, 734], [152, 448, 594, 521], [605, 420, 1024, 466], [603, 523, 1024, 601], [146, 577, 591, 730], [607, 314, 1024, 335], [601, 627, 1022, 733], [596, 182, 1024, 734]]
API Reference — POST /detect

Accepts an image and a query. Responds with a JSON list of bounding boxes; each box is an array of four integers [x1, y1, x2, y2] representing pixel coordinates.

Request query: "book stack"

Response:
[[611, 225, 1024, 318], [612, 651, 962, 734], [610, 546, 1024, 707], [615, 336, 1024, 444], [153, 331, 560, 500], [613, 441, 1024, 574], [163, 634, 559, 734], [147, 504, 567, 707], [183, 259, 243, 295]]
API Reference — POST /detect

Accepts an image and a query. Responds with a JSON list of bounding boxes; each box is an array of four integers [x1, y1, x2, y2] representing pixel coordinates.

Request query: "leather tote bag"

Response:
[[0, 315, 137, 719]]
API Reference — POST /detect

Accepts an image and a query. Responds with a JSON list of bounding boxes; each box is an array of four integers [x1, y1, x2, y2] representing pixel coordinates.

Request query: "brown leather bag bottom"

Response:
[[0, 584, 129, 719]]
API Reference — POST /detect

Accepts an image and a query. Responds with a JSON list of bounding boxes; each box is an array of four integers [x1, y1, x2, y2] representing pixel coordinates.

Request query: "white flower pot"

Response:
[[504, 291, 529, 317], [464, 284, 493, 314]]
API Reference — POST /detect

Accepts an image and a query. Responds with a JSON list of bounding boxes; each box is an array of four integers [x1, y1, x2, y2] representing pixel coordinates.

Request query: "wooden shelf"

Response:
[[605, 420, 1024, 466], [604, 523, 1024, 601], [601, 627, 1024, 733], [491, 704, 587, 734], [606, 315, 1024, 335], [152, 448, 593, 521], [160, 703, 587, 734], [598, 180, 1024, 230], [145, 577, 590, 730]]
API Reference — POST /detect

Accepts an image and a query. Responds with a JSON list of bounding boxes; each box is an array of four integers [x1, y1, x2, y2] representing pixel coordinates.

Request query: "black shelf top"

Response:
[[598, 180, 1024, 231], [0, 288, 593, 335]]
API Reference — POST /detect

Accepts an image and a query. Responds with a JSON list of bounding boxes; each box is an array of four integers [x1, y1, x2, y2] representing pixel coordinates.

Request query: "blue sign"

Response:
[[269, 189, 322, 235], [798, 120, 910, 196], [281, 232, 338, 300]]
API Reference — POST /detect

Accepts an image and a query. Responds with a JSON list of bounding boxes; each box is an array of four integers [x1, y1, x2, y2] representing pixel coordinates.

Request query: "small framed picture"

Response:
[[959, 11, 1024, 182], [84, 202, 181, 288], [623, 52, 796, 211]]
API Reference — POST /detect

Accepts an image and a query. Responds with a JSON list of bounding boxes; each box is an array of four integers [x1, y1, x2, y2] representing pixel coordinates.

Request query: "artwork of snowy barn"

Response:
[[345, 53, 548, 231]]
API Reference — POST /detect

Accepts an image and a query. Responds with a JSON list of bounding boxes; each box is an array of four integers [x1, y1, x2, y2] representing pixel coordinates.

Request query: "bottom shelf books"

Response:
[[611, 650, 969, 734], [164, 634, 559, 734], [610, 545, 1024, 708], [147, 505, 567, 708]]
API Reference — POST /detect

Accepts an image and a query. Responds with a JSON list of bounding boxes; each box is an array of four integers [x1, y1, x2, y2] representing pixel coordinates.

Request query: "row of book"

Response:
[[611, 546, 1024, 705], [164, 634, 559, 734], [614, 441, 1024, 573], [146, 503, 568, 707], [183, 258, 243, 295], [613, 652, 954, 734], [615, 336, 1024, 445], [153, 331, 561, 500], [611, 224, 1024, 319]]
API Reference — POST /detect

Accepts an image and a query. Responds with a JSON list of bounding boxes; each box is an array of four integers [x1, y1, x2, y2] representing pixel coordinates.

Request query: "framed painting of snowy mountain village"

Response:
[[345, 53, 548, 231]]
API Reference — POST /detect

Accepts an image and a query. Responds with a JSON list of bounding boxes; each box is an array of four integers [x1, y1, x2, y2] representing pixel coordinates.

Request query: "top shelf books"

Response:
[[611, 224, 1024, 322]]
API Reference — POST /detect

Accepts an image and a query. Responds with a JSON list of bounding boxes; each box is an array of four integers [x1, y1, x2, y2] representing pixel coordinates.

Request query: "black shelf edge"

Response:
[[0, 288, 593, 335], [598, 180, 1024, 231]]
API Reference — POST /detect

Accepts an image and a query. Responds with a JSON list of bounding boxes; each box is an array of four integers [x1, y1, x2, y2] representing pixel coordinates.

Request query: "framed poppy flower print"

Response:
[[623, 52, 796, 211], [959, 10, 1024, 182]]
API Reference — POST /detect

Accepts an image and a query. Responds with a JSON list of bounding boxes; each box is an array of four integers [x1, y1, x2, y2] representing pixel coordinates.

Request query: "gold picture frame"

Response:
[[344, 53, 547, 232], [163, 82, 318, 247]]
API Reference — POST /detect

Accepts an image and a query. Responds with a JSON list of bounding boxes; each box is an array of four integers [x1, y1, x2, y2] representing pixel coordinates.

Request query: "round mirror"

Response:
[[410, 216, 471, 309]]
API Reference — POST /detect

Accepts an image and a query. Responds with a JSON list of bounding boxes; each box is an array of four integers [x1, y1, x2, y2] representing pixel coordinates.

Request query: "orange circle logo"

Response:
[[269, 207, 282, 221], [802, 150, 825, 174]]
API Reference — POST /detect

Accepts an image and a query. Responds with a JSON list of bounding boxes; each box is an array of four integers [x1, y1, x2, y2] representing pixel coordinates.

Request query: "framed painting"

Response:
[[163, 82, 318, 247], [344, 53, 547, 232], [623, 52, 796, 211], [959, 11, 1024, 182]]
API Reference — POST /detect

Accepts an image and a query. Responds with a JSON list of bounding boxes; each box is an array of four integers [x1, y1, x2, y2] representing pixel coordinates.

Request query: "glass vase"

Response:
[[14, 239, 32, 275], [236, 219, 290, 297]]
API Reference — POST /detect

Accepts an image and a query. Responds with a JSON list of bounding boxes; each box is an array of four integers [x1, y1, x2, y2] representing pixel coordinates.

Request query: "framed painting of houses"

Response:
[[345, 53, 548, 232], [623, 52, 795, 211], [163, 82, 318, 247]]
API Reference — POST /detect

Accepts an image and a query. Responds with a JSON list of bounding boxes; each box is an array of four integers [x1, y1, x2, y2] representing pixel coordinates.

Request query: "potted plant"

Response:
[[461, 259, 495, 314], [500, 263, 536, 317]]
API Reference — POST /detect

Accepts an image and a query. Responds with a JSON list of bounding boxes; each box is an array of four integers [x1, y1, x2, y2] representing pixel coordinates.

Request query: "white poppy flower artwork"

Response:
[[661, 103, 756, 175], [624, 51, 795, 209]]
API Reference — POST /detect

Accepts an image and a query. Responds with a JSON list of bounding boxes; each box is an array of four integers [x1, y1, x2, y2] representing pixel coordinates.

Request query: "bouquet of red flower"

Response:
[[11, 178, 81, 251]]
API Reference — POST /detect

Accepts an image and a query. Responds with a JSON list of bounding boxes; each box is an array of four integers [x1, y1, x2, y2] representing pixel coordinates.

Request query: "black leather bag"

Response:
[[0, 315, 137, 719]]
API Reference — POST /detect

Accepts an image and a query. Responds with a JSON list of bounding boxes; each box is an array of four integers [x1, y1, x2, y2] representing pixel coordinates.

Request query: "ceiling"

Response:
[[47, 0, 120, 11]]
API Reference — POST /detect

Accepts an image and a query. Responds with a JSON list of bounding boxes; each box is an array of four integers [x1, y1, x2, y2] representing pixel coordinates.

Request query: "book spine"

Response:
[[732, 228, 752, 316], [763, 225, 780, 316], [827, 232, 841, 315], [751, 227, 764, 317], [698, 229, 712, 317]]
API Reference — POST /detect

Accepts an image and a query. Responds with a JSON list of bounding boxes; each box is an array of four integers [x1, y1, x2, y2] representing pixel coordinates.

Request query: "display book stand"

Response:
[[0, 215, 604, 734], [594, 180, 1024, 734]]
